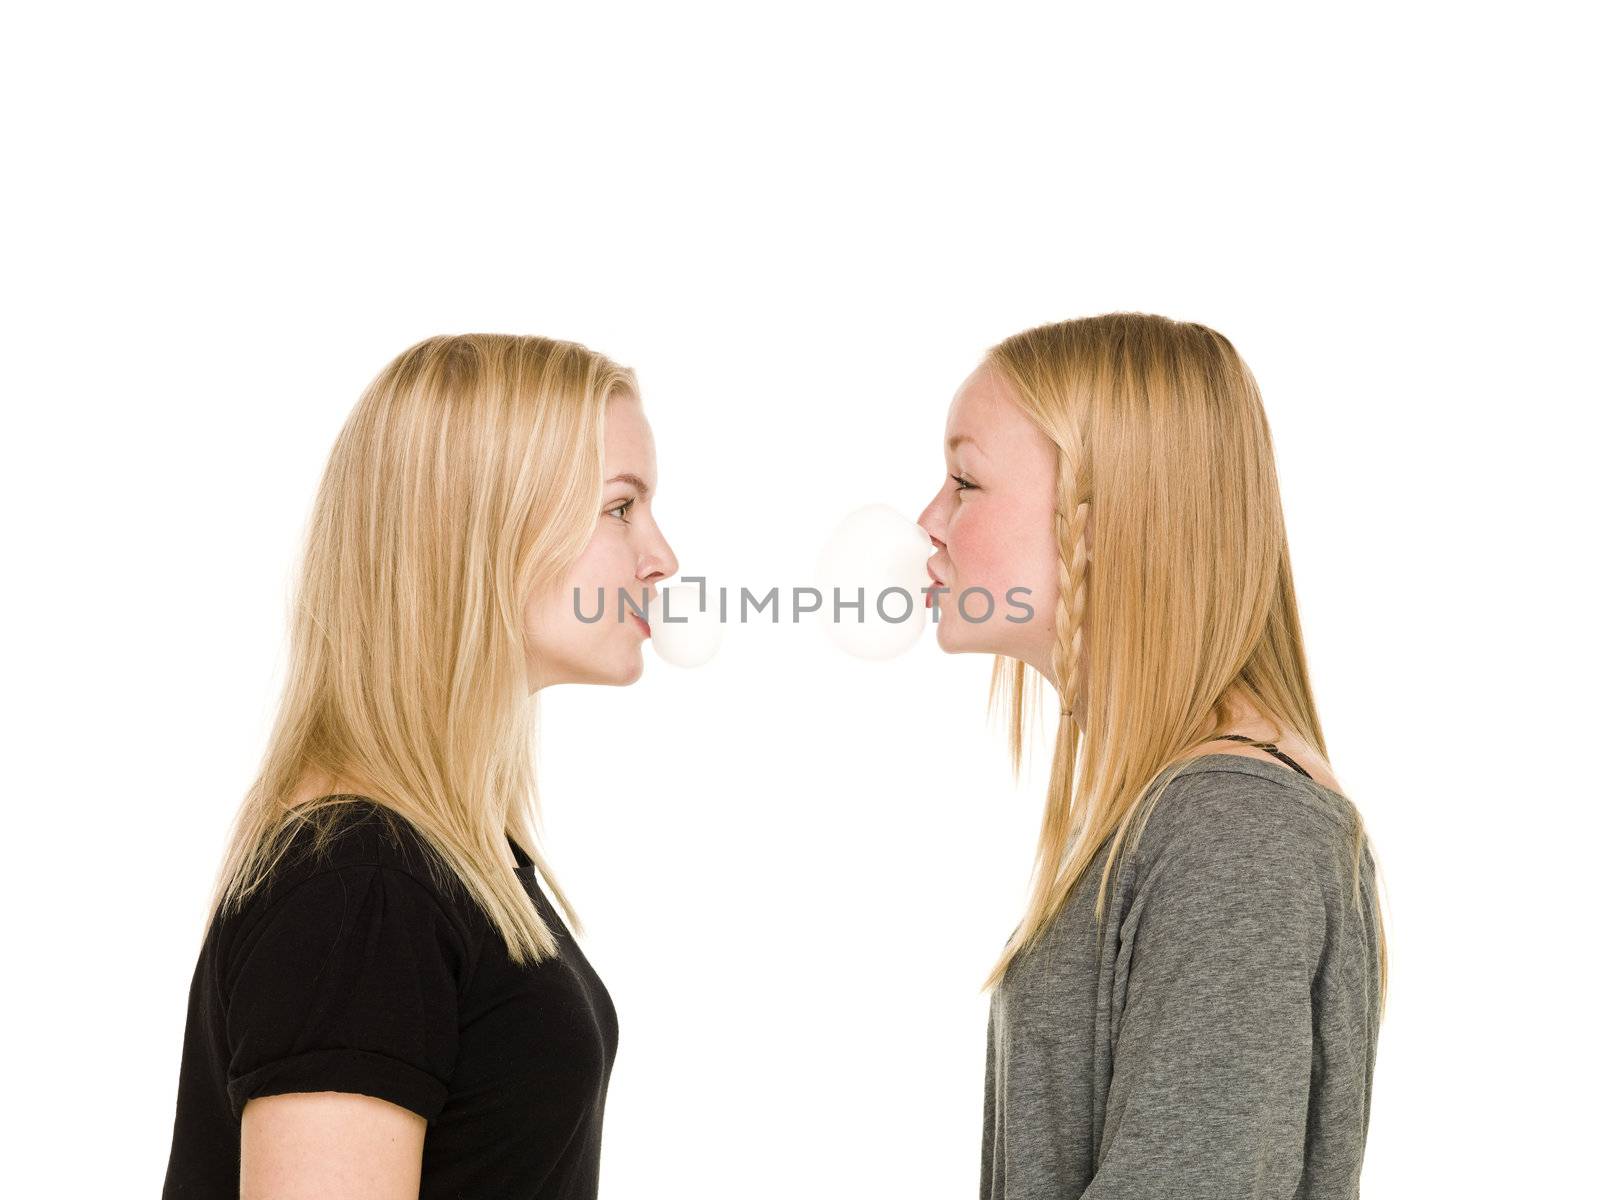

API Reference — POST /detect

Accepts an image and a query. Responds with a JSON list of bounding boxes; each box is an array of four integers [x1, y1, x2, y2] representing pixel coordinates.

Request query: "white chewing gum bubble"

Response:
[[646, 581, 724, 667], [816, 504, 934, 661]]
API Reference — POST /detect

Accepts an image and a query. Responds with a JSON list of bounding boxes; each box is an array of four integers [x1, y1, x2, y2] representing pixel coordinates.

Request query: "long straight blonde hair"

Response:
[[981, 312, 1388, 1014], [203, 333, 637, 965]]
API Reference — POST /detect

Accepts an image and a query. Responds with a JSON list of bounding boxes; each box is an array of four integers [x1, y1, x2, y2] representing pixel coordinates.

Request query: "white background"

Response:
[[3, 3, 1594, 1196]]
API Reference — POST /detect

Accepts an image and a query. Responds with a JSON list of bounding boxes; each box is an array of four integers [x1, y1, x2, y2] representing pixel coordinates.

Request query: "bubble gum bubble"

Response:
[[816, 504, 934, 660], [647, 581, 724, 667]]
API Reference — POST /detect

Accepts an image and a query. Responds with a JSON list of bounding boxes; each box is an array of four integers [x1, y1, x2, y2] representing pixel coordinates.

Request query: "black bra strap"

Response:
[[1213, 733, 1313, 779]]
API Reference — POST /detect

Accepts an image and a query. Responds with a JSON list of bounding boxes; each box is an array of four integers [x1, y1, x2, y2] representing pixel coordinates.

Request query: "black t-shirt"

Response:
[[162, 798, 619, 1198]]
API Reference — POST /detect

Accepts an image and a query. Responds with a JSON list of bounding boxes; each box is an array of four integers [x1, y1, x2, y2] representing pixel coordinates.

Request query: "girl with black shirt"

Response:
[[162, 333, 678, 1198]]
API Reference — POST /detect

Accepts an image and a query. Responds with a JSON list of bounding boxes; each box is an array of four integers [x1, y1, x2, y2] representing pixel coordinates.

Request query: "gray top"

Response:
[[981, 753, 1382, 1199]]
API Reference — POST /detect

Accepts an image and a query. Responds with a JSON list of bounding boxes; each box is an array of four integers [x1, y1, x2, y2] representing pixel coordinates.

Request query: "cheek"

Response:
[[554, 538, 639, 623], [528, 542, 629, 638], [565, 534, 626, 589], [561, 542, 644, 649], [950, 501, 1049, 595]]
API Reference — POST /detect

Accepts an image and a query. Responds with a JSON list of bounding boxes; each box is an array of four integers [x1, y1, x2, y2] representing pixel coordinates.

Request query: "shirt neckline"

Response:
[[1175, 750, 1352, 804], [309, 794, 535, 878], [506, 833, 536, 877]]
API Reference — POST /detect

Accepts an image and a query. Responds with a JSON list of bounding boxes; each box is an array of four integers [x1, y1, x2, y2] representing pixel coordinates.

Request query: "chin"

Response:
[[934, 618, 977, 655], [600, 646, 646, 686], [536, 644, 646, 689], [936, 613, 1019, 659]]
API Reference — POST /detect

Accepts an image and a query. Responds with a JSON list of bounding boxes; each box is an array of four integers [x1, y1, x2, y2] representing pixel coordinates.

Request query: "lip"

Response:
[[926, 562, 945, 586], [630, 590, 658, 638]]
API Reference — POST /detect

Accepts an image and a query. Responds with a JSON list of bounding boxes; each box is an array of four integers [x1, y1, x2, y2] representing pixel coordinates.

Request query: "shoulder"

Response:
[[239, 799, 480, 948], [221, 806, 484, 996], [1129, 759, 1361, 896], [219, 811, 478, 1121], [272, 798, 453, 891]]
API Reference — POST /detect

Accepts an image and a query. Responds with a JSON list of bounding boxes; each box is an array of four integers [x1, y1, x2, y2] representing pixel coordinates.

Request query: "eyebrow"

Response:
[[947, 435, 980, 453], [606, 472, 652, 498]]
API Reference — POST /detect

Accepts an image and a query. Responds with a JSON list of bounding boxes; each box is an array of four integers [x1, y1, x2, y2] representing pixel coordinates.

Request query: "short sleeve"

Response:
[[224, 863, 467, 1122], [1087, 790, 1328, 1198]]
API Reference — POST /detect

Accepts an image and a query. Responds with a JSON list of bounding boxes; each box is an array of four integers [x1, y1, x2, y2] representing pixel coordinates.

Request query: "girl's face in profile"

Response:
[[917, 361, 1066, 680], [523, 394, 678, 690]]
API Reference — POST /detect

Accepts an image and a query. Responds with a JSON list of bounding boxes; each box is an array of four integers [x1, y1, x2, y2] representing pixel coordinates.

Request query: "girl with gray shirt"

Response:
[[914, 312, 1387, 1198]]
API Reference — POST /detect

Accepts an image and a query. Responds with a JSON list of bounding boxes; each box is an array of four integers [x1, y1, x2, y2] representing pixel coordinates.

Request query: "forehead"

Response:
[[603, 393, 656, 468], [946, 361, 1023, 444]]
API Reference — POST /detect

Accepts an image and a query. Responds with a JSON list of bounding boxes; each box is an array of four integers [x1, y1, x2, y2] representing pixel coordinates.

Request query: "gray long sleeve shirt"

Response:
[[981, 753, 1383, 1199]]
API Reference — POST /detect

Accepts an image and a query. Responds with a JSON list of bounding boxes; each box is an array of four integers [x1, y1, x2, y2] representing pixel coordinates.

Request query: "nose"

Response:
[[916, 491, 945, 544], [641, 533, 678, 584]]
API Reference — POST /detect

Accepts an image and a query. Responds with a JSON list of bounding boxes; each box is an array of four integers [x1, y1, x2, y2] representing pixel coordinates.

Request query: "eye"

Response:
[[606, 498, 635, 522], [950, 473, 976, 494]]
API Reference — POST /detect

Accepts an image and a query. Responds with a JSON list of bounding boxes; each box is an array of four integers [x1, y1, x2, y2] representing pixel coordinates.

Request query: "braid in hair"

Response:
[[1053, 437, 1092, 720]]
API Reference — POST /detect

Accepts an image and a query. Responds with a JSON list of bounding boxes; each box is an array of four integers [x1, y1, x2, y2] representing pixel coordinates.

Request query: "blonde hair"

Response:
[[981, 312, 1388, 1016], [202, 333, 638, 964]]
